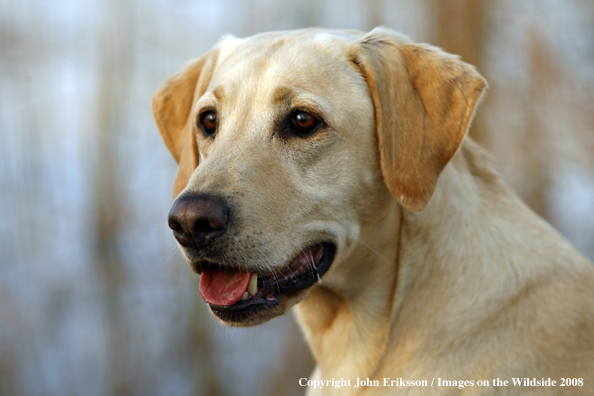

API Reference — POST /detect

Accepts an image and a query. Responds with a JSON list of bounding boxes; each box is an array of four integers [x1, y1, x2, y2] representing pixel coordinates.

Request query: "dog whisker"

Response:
[[306, 248, 322, 284], [357, 238, 391, 263]]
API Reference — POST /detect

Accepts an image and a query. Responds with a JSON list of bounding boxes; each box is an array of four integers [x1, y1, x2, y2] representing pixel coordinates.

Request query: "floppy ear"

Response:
[[350, 28, 487, 213], [152, 51, 219, 197]]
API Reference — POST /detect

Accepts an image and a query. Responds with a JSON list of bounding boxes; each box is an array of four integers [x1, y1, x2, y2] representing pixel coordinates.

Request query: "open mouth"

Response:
[[194, 242, 336, 315]]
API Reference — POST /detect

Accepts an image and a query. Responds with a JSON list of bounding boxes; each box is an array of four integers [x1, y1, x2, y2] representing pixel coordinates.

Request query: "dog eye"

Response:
[[199, 111, 217, 135], [290, 111, 320, 136]]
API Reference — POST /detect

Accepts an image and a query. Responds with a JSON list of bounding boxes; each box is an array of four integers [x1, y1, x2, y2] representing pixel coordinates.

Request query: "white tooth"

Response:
[[248, 273, 258, 295], [241, 291, 249, 300]]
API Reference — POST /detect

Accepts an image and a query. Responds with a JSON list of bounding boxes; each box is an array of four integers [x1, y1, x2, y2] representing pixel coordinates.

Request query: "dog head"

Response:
[[152, 28, 486, 326]]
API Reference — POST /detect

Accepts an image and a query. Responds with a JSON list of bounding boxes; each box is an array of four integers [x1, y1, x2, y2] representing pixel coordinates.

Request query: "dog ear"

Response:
[[350, 28, 487, 213], [152, 51, 219, 197]]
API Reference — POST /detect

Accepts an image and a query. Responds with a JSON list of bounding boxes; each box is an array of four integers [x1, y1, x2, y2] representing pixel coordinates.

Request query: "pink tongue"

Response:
[[199, 268, 251, 306]]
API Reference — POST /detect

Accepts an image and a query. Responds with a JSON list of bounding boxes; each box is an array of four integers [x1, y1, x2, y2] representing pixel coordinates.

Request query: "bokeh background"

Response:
[[1, 0, 593, 395]]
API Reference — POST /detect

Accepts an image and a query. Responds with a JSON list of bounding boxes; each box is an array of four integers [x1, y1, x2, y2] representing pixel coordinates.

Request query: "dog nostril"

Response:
[[193, 208, 228, 235], [168, 218, 183, 232], [194, 219, 212, 233]]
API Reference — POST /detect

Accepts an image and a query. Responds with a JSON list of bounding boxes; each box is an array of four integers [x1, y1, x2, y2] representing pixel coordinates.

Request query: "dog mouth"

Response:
[[193, 242, 335, 315]]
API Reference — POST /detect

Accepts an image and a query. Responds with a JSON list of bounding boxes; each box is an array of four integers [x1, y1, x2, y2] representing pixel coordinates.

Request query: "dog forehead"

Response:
[[211, 30, 362, 92]]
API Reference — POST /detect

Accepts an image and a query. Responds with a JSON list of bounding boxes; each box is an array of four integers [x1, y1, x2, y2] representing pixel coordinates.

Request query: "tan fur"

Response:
[[153, 28, 594, 395]]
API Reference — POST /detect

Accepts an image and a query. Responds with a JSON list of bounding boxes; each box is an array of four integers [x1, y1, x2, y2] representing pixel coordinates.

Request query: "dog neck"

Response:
[[293, 199, 402, 382], [293, 139, 547, 382]]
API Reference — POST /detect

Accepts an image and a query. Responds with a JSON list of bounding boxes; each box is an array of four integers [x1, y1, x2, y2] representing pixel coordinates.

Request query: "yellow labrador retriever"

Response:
[[153, 28, 594, 395]]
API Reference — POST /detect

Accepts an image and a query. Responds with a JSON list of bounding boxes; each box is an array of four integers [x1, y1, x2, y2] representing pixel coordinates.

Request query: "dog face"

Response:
[[153, 28, 486, 326]]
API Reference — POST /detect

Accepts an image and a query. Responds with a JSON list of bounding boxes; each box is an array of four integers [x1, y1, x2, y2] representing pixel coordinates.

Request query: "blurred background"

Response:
[[1, 0, 593, 395]]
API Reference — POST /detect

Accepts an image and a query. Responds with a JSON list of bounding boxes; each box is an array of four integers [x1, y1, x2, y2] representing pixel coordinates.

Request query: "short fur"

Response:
[[153, 28, 594, 395]]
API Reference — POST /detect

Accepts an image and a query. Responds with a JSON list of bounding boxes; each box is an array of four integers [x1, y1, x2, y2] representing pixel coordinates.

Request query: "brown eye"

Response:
[[290, 111, 319, 136], [200, 111, 217, 135]]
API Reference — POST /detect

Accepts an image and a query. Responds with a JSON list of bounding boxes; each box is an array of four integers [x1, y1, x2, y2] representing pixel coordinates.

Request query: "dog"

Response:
[[153, 27, 594, 395]]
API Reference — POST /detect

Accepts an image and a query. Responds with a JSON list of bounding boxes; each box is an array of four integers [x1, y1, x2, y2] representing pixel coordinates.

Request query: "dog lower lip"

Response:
[[205, 242, 336, 312]]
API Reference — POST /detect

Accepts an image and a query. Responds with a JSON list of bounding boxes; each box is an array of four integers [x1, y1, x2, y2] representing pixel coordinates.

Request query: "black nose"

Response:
[[168, 195, 230, 247]]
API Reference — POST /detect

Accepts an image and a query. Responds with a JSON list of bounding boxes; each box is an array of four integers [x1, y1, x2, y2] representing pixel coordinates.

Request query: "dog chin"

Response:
[[208, 291, 308, 327]]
